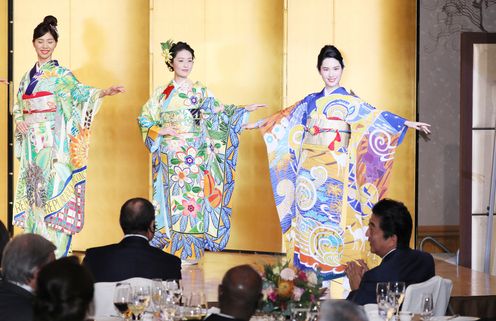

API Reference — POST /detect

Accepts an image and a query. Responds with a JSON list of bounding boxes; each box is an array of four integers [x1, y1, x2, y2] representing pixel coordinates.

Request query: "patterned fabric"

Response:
[[138, 80, 249, 262], [13, 60, 102, 258], [259, 87, 407, 282]]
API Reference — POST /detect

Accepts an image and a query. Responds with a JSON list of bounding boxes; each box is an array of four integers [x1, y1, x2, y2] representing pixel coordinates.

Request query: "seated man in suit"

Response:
[[83, 197, 181, 282], [0, 234, 56, 321], [205, 265, 262, 321], [345, 198, 435, 305]]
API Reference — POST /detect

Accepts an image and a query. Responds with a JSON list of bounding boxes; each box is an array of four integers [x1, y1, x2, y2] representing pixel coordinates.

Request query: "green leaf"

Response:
[[170, 158, 180, 165], [177, 205, 185, 210], [185, 183, 192, 192], [178, 93, 188, 99], [192, 186, 202, 193]]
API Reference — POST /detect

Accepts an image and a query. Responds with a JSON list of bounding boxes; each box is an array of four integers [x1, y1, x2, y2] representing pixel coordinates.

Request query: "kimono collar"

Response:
[[30, 60, 59, 79], [323, 86, 348, 96]]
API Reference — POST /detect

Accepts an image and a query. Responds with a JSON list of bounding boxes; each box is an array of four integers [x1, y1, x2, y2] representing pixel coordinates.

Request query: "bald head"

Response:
[[219, 265, 262, 320], [120, 198, 155, 235]]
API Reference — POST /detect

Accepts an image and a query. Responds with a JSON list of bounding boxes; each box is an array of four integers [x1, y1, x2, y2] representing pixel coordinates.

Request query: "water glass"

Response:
[[376, 282, 389, 319], [151, 279, 166, 312], [420, 292, 434, 320], [113, 282, 132, 321]]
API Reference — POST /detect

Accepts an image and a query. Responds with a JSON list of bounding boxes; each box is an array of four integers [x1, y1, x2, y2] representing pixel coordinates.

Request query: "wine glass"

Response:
[[129, 285, 151, 320], [376, 282, 390, 319], [151, 279, 166, 313], [290, 302, 309, 321], [165, 279, 183, 305], [420, 292, 434, 321], [113, 282, 132, 321], [184, 291, 208, 320], [388, 281, 405, 320]]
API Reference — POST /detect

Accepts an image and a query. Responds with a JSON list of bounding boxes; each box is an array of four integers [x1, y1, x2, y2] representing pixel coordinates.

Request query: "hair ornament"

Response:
[[161, 39, 174, 65], [49, 24, 58, 36]]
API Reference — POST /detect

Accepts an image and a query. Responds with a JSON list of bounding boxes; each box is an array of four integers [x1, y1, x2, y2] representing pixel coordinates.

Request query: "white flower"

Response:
[[280, 267, 296, 281], [307, 271, 318, 285]]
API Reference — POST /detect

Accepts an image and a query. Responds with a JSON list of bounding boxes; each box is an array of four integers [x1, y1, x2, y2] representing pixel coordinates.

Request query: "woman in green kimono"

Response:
[[13, 15, 124, 257], [138, 40, 264, 263]]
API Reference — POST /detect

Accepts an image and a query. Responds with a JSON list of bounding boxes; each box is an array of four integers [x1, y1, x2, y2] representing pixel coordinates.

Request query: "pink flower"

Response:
[[280, 267, 297, 281], [181, 198, 200, 218], [268, 289, 278, 302], [293, 287, 305, 301]]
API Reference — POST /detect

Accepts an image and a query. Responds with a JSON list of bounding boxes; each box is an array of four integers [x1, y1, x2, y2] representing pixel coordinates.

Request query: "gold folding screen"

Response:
[[6, 0, 416, 252]]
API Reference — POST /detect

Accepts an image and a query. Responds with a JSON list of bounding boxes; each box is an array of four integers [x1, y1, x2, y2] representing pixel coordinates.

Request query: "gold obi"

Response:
[[161, 108, 202, 136], [303, 118, 350, 151], [22, 92, 57, 124]]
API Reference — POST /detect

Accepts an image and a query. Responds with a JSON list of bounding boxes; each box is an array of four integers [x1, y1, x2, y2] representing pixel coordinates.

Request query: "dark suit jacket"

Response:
[[346, 247, 435, 305], [82, 236, 182, 282], [0, 280, 33, 321], [204, 313, 246, 321]]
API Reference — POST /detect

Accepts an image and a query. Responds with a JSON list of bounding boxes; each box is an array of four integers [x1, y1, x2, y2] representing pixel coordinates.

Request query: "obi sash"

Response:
[[303, 117, 351, 151], [22, 91, 57, 124]]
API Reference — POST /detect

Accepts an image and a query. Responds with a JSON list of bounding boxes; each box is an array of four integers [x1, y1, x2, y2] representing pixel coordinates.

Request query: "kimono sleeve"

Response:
[[137, 86, 165, 152]]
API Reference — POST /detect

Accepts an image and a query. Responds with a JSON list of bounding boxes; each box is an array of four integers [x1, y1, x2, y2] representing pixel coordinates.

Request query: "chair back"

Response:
[[92, 277, 153, 317], [401, 276, 453, 316]]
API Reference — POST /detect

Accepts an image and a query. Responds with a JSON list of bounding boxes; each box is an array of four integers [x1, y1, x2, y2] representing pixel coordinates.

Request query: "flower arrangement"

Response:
[[259, 261, 325, 316]]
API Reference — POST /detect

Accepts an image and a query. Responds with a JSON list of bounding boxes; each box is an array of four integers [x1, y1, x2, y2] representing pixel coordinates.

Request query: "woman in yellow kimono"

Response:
[[138, 40, 264, 263], [13, 16, 124, 257], [245, 45, 430, 287]]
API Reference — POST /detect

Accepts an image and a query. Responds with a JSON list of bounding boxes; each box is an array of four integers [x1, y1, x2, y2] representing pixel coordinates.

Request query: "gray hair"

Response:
[[1, 233, 56, 284], [319, 300, 368, 321]]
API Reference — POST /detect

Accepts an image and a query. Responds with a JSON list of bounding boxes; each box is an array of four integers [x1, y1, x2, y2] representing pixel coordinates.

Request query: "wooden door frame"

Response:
[[459, 32, 496, 268]]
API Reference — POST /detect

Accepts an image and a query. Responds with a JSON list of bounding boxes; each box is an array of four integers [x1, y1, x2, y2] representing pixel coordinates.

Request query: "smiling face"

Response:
[[172, 49, 194, 80], [33, 32, 57, 64], [319, 57, 343, 91]]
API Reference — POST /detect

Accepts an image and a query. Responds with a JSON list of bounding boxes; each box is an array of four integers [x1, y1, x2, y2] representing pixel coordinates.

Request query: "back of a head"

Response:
[[0, 220, 9, 266], [219, 265, 262, 319], [319, 300, 367, 321], [119, 197, 155, 235], [1, 233, 56, 284], [34, 256, 94, 321], [372, 198, 413, 248]]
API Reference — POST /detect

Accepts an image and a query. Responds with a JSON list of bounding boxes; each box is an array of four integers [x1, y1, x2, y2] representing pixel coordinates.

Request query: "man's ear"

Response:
[[389, 234, 398, 247]]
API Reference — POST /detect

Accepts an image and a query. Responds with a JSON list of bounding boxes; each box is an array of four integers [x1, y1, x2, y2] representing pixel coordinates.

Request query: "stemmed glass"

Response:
[[151, 279, 166, 314], [420, 292, 434, 321], [165, 279, 183, 305], [184, 291, 208, 320], [129, 285, 151, 320], [388, 281, 405, 320], [113, 282, 132, 321], [376, 282, 391, 320]]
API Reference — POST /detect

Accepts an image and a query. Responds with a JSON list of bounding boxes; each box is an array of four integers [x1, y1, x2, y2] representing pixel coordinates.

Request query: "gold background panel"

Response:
[[150, 0, 283, 252], [0, 0, 7, 226]]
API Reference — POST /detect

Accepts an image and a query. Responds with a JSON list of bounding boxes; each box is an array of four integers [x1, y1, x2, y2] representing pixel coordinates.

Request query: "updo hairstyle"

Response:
[[317, 45, 344, 70], [166, 41, 195, 72], [33, 15, 59, 42]]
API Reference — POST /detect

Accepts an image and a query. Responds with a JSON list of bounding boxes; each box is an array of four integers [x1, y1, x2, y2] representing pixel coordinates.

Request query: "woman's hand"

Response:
[[100, 85, 125, 98], [244, 103, 266, 112], [16, 121, 29, 134], [404, 120, 431, 134], [242, 122, 260, 130], [158, 127, 178, 136]]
